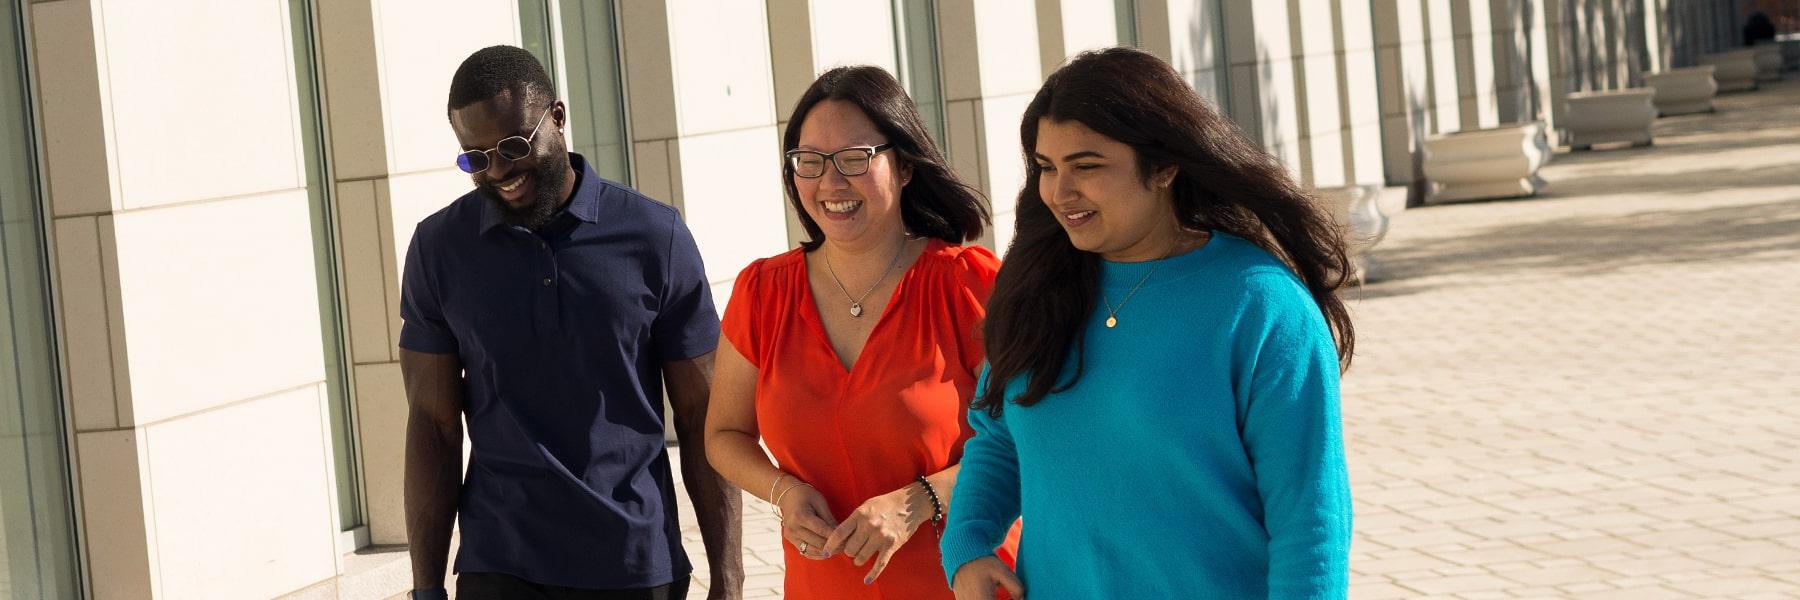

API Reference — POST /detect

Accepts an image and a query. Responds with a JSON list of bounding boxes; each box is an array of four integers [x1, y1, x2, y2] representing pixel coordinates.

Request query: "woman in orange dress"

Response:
[[704, 65, 1007, 599]]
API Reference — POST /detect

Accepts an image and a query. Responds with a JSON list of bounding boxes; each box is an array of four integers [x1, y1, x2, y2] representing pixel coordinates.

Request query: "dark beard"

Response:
[[480, 154, 570, 230]]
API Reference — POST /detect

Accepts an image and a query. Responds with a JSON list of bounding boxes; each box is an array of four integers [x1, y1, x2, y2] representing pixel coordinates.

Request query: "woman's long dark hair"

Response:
[[782, 66, 988, 250], [976, 47, 1356, 416]]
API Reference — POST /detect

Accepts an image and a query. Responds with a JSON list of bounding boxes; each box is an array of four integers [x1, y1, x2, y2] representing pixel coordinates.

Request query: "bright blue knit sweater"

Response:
[[941, 232, 1352, 599]]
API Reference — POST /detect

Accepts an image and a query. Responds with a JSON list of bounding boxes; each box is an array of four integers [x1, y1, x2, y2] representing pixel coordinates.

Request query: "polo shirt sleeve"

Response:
[[652, 216, 721, 362], [398, 230, 458, 355]]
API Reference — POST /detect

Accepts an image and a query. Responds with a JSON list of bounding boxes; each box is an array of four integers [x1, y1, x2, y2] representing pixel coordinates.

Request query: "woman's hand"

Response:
[[951, 556, 1024, 600], [777, 482, 837, 561], [821, 483, 931, 584]]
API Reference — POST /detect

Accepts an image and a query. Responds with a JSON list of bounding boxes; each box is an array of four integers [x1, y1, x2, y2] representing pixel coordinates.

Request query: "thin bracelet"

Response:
[[772, 481, 814, 516], [767, 473, 789, 504]]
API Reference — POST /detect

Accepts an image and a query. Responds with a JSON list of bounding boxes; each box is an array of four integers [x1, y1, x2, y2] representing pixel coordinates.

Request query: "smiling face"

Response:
[[792, 99, 913, 251], [1033, 117, 1181, 262], [450, 89, 573, 229]]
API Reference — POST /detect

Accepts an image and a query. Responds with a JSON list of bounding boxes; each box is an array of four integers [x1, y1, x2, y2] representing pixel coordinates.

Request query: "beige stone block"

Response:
[[31, 0, 116, 217], [979, 91, 1032, 250], [943, 99, 985, 193], [1051, 0, 1120, 63], [77, 428, 160, 600], [675, 127, 789, 292], [143, 385, 336, 598], [1376, 46, 1404, 118], [374, 182, 403, 363], [98, 0, 304, 210], [335, 180, 393, 365], [1308, 129, 1347, 188], [1186, 66, 1224, 107], [373, 0, 519, 174], [353, 362, 407, 545], [631, 140, 676, 207], [620, 0, 679, 141], [1295, 0, 1337, 59], [809, 0, 898, 74], [765, 0, 816, 121], [110, 191, 326, 425], [317, 0, 389, 181], [1301, 53, 1344, 140], [1340, 0, 1377, 53], [970, 0, 1044, 96], [53, 216, 117, 431], [97, 216, 133, 423], [669, 0, 776, 136]]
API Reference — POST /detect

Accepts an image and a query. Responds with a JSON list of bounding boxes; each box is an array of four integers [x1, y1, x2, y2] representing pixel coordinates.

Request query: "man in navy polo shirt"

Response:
[[398, 46, 742, 600]]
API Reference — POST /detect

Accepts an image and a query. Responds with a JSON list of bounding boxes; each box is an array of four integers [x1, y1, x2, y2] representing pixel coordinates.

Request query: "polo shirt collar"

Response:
[[478, 152, 602, 235]]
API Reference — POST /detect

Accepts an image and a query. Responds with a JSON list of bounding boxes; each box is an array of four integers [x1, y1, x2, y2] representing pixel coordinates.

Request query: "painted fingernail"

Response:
[[863, 576, 873, 585]]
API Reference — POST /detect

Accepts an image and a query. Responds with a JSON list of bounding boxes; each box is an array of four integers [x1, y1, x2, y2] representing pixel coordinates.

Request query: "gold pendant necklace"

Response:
[[824, 238, 908, 318], [1101, 262, 1160, 328], [1101, 236, 1191, 328]]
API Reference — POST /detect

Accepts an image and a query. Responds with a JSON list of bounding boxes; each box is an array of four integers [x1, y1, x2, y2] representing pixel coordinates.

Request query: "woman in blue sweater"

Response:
[[942, 48, 1356, 599]]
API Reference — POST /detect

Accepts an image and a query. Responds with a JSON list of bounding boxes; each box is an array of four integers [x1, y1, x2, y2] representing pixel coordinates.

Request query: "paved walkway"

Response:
[[674, 78, 1800, 599]]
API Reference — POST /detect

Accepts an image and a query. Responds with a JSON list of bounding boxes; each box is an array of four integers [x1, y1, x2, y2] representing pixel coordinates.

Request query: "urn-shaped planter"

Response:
[[1313, 184, 1390, 283], [1699, 50, 1760, 92], [1422, 122, 1550, 204], [1645, 66, 1717, 116], [1753, 45, 1783, 82], [1565, 89, 1656, 149]]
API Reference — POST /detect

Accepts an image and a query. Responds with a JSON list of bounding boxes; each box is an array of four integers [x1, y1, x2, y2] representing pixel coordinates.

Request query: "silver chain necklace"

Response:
[[823, 239, 908, 318]]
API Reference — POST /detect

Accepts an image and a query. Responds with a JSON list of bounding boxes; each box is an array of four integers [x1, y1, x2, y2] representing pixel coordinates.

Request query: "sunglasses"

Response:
[[455, 103, 556, 174], [786, 144, 893, 178]]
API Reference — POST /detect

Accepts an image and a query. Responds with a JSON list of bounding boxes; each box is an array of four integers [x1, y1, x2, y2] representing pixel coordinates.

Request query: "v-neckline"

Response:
[[799, 240, 933, 374]]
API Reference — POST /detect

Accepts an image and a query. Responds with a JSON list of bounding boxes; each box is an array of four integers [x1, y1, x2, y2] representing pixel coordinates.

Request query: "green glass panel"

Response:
[[0, 1, 80, 597]]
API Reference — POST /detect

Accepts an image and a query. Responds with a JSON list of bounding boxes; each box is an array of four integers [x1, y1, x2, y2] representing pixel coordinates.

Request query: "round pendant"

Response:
[[1105, 316, 1118, 328], [850, 303, 864, 318]]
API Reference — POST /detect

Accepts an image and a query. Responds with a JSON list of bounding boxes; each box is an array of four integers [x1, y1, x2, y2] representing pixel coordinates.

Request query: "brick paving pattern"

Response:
[[675, 79, 1800, 599]]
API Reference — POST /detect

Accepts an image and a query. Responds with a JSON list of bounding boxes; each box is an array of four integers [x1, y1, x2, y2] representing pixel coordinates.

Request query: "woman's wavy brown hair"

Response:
[[976, 47, 1356, 416]]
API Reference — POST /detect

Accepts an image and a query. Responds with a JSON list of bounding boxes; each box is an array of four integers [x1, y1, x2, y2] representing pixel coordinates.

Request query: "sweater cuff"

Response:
[[939, 522, 1006, 587]]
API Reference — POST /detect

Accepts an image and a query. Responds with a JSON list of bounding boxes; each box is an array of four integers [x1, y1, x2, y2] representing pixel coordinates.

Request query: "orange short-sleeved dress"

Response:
[[721, 239, 1014, 599]]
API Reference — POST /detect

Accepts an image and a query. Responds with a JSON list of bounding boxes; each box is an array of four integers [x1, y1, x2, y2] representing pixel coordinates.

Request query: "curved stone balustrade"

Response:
[[1422, 122, 1550, 205], [1700, 50, 1760, 92], [1565, 89, 1656, 150], [1646, 66, 1717, 115]]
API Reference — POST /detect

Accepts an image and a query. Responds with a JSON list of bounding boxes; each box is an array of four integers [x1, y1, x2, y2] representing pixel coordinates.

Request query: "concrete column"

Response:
[[1134, 0, 1227, 103], [32, 0, 373, 596], [621, 0, 787, 305], [766, 0, 901, 247], [1219, 0, 1306, 180], [1035, 0, 1128, 76], [936, 0, 1044, 252], [313, 0, 523, 551]]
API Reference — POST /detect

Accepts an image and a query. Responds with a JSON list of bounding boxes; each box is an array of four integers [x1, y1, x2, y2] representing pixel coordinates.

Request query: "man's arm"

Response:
[[401, 349, 466, 591], [665, 351, 744, 599]]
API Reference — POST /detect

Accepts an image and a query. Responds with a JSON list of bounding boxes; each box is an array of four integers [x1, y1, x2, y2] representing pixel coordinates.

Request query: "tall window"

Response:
[[521, 0, 633, 185], [0, 2, 80, 597], [893, 0, 947, 151], [289, 0, 363, 536], [1115, 0, 1139, 47]]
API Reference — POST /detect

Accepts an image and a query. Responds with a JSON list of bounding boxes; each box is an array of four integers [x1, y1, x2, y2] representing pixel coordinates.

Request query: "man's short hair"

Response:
[[448, 45, 555, 114]]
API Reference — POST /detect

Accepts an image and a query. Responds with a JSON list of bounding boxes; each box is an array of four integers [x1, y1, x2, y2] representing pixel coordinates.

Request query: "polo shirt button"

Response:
[[541, 277, 553, 286]]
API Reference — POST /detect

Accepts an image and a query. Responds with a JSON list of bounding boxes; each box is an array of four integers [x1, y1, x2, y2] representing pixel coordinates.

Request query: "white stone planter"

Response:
[[1313, 184, 1390, 283], [1422, 122, 1550, 204], [1752, 45, 1783, 82], [1564, 89, 1656, 149], [1645, 66, 1717, 115], [1699, 50, 1760, 92]]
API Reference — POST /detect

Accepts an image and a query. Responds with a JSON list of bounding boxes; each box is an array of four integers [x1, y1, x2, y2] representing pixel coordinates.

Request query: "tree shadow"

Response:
[[1348, 197, 1800, 300]]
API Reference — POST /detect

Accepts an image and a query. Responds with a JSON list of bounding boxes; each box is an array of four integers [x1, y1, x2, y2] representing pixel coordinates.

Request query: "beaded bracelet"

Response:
[[915, 475, 945, 538]]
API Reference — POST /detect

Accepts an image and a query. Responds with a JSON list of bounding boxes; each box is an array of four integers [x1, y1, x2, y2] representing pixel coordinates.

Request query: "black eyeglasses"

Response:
[[455, 103, 556, 174], [785, 144, 893, 178]]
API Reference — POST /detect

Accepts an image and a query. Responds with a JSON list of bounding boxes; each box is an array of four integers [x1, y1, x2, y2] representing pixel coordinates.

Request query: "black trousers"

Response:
[[456, 572, 691, 600]]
